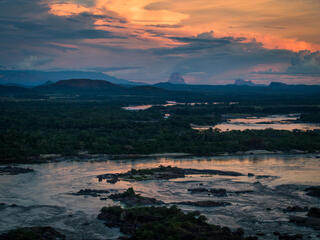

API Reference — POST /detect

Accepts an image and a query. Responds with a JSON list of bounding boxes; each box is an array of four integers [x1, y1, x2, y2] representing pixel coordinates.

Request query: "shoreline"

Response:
[[2, 149, 320, 165]]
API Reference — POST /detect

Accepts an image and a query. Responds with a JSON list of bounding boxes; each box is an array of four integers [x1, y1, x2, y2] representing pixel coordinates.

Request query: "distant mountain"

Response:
[[49, 79, 117, 89], [154, 81, 320, 97], [32, 79, 186, 99], [168, 72, 186, 84], [35, 79, 125, 94], [154, 82, 220, 92], [269, 82, 288, 87], [1, 78, 320, 104], [0, 70, 145, 86]]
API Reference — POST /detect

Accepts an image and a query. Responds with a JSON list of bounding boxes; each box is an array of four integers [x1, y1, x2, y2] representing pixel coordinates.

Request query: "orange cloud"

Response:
[[49, 3, 90, 16], [94, 0, 188, 25], [47, 0, 320, 52]]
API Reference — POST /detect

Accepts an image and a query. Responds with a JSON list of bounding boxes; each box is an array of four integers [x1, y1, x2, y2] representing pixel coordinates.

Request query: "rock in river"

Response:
[[304, 186, 320, 198], [97, 165, 243, 183], [283, 206, 308, 213], [307, 207, 320, 218], [0, 166, 34, 175], [108, 187, 164, 207], [72, 189, 110, 197]]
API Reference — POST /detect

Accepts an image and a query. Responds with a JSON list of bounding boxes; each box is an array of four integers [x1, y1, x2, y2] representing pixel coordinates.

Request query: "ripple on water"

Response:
[[1, 154, 320, 239]]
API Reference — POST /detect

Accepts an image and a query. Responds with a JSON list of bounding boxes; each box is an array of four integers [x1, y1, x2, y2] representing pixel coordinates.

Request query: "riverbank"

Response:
[[1, 150, 320, 165]]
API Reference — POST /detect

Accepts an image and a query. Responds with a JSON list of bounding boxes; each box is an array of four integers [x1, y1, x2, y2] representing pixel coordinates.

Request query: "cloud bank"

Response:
[[0, 0, 319, 84]]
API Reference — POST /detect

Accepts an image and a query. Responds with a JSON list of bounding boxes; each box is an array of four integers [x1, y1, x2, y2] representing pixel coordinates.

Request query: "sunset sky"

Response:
[[1, 0, 320, 84]]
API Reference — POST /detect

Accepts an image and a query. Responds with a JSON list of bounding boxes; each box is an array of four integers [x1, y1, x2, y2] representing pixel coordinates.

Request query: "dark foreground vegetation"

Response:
[[300, 112, 320, 123], [1, 99, 320, 163], [0, 226, 65, 240], [98, 205, 257, 240]]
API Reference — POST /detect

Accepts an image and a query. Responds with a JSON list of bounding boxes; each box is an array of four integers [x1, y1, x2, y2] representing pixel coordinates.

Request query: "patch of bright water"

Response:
[[193, 114, 320, 131], [122, 101, 214, 111]]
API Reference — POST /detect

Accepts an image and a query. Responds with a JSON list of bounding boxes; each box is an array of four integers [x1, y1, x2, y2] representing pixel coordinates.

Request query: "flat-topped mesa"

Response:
[[97, 165, 243, 183]]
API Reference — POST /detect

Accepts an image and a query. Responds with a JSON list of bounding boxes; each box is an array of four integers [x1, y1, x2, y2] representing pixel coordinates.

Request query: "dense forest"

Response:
[[1, 99, 320, 163]]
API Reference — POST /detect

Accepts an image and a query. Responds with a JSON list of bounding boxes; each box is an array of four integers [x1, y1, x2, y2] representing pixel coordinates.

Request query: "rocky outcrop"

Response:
[[97, 205, 256, 240], [289, 208, 320, 230], [0, 166, 34, 175], [289, 215, 320, 230], [307, 207, 320, 218], [97, 165, 243, 183], [72, 189, 109, 197], [108, 188, 164, 207], [283, 206, 308, 213], [304, 186, 320, 198], [273, 232, 303, 240]]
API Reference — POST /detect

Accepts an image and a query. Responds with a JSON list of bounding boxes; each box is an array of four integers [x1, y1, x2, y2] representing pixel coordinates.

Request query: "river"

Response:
[[1, 154, 320, 239]]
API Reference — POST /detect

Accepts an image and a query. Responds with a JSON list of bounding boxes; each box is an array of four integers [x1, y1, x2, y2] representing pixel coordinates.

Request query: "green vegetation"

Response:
[[98, 166, 242, 184], [108, 187, 164, 206], [0, 226, 65, 240], [1, 100, 320, 163], [300, 112, 320, 123], [98, 205, 257, 240]]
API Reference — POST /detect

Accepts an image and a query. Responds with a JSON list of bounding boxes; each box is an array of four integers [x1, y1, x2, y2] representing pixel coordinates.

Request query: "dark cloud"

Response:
[[145, 24, 183, 28], [76, 30, 306, 83], [252, 51, 320, 76], [86, 66, 142, 72], [0, 0, 127, 67], [149, 32, 294, 80], [287, 51, 320, 74], [152, 31, 248, 55], [0, 12, 125, 42]]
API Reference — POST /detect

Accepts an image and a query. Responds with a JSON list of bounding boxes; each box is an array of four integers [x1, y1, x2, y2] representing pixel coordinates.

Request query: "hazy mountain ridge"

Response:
[[0, 70, 145, 86], [1, 78, 320, 104], [38, 79, 119, 89]]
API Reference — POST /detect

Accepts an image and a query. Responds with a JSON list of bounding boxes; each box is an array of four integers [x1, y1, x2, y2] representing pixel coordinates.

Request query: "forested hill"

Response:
[[1, 79, 320, 104]]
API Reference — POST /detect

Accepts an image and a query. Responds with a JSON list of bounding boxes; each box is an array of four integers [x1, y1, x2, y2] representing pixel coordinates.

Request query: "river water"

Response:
[[1, 154, 320, 239], [192, 114, 320, 132]]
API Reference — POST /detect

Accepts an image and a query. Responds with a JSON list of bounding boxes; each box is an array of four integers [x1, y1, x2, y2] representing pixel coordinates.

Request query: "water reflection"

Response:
[[193, 114, 320, 131], [1, 154, 320, 239], [122, 105, 153, 111], [122, 101, 217, 111]]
